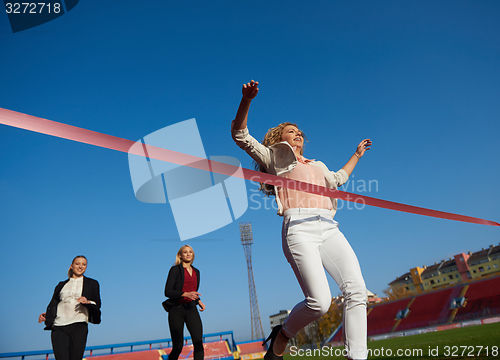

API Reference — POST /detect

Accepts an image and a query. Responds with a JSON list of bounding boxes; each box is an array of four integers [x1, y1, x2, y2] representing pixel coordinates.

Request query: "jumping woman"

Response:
[[231, 80, 371, 360]]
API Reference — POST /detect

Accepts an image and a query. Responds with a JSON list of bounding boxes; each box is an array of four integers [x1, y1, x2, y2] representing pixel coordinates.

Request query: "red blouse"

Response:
[[179, 267, 197, 304]]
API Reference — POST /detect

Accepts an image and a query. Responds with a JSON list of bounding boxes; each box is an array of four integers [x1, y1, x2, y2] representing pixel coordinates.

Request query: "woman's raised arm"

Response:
[[233, 80, 259, 130], [341, 139, 372, 176]]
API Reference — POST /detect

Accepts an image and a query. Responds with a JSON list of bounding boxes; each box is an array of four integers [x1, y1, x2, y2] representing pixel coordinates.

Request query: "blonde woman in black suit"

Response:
[[163, 245, 206, 360]]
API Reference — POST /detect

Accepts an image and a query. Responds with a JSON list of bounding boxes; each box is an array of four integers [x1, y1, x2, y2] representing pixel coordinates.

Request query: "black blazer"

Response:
[[44, 276, 101, 330], [163, 264, 200, 312]]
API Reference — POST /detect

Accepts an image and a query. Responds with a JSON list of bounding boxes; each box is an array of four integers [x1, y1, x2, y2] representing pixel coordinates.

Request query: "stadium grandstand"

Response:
[[325, 244, 500, 345], [389, 243, 500, 293], [326, 274, 500, 344]]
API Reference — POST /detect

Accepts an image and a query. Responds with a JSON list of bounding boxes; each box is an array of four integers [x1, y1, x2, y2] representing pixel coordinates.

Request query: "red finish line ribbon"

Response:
[[1, 107, 498, 227]]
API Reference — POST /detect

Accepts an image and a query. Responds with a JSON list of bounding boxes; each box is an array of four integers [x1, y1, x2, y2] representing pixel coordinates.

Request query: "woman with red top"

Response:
[[163, 245, 205, 360]]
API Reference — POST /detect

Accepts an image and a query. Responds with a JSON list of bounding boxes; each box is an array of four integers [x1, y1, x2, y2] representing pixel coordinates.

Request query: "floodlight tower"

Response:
[[240, 222, 265, 340]]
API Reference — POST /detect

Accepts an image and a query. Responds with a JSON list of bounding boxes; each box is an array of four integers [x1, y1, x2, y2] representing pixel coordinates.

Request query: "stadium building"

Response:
[[389, 243, 500, 293]]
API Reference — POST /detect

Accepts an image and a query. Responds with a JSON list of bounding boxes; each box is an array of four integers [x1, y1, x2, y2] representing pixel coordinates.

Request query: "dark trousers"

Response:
[[168, 302, 204, 360], [51, 322, 88, 360]]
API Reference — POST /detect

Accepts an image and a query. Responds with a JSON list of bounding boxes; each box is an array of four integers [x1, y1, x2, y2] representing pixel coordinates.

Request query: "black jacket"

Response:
[[44, 276, 101, 330], [163, 264, 200, 312]]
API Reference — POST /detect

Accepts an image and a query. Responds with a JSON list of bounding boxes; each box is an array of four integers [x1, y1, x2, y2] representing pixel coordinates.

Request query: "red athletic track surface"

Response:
[[84, 340, 232, 360], [84, 349, 165, 360]]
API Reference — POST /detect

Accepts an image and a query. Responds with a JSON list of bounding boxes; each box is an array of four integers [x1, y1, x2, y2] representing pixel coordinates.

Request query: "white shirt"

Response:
[[53, 277, 89, 326]]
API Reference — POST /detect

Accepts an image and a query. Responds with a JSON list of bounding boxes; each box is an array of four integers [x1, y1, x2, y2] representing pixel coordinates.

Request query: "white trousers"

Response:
[[281, 208, 367, 360]]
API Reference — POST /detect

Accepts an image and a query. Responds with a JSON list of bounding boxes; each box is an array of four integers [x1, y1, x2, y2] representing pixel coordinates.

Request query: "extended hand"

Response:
[[38, 312, 46, 323], [242, 80, 259, 100], [355, 139, 372, 158]]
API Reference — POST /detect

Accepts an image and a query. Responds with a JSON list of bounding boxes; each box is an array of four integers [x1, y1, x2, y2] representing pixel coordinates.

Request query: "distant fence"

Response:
[[0, 331, 237, 360]]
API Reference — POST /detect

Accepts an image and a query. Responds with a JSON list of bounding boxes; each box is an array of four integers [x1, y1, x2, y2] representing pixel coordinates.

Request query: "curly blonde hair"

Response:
[[255, 122, 307, 196]]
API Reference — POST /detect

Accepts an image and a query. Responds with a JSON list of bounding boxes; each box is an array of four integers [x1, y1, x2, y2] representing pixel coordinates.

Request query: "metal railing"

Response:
[[0, 331, 237, 360]]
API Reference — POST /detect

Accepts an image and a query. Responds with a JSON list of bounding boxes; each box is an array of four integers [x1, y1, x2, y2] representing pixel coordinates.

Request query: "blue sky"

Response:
[[1, 0, 499, 353]]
